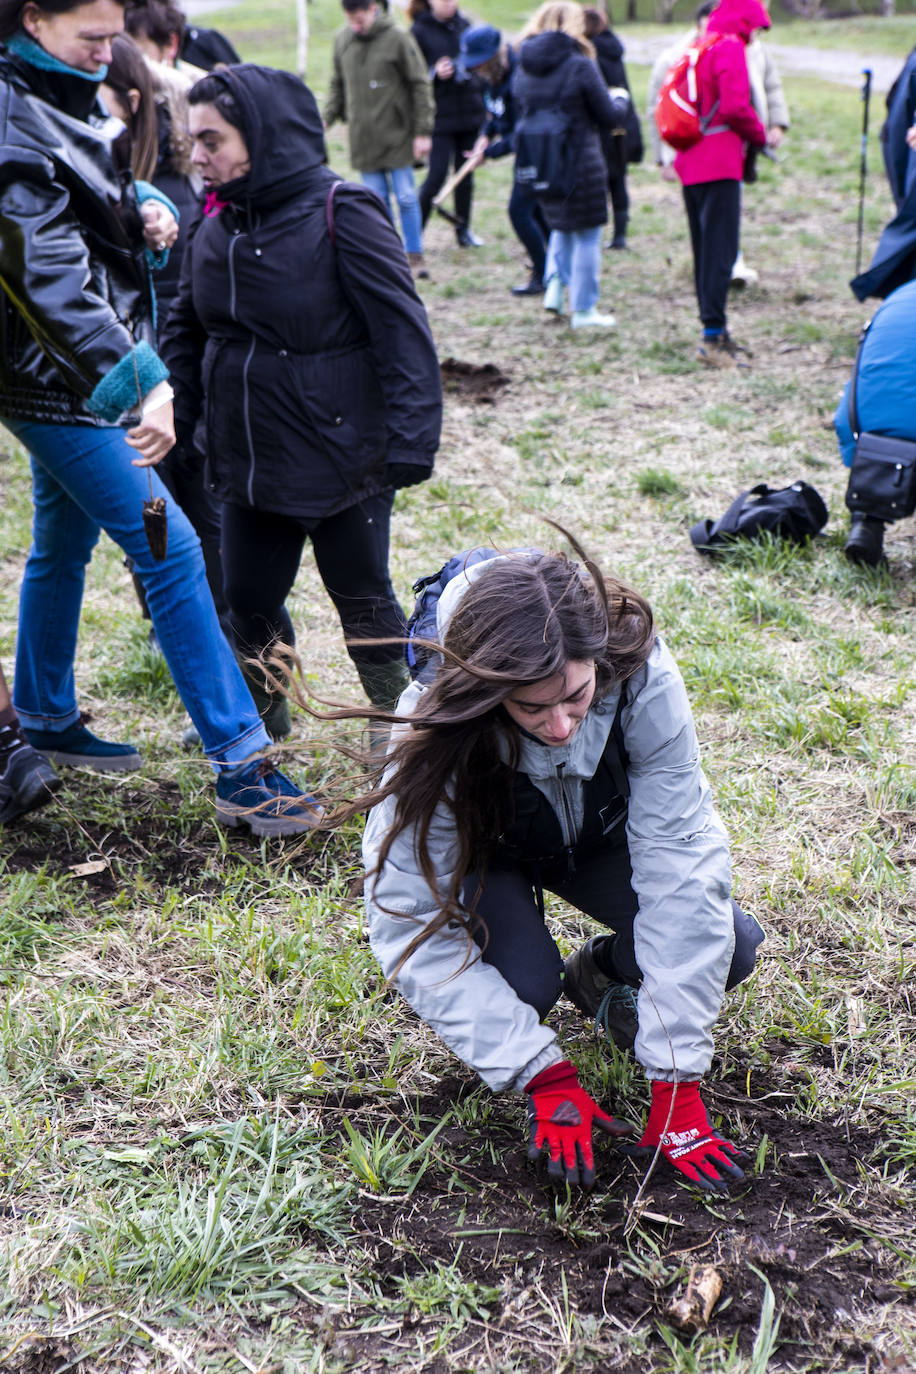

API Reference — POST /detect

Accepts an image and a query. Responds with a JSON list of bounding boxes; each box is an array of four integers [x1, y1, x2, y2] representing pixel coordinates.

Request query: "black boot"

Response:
[[511, 272, 545, 297], [606, 211, 628, 251], [844, 516, 886, 567]]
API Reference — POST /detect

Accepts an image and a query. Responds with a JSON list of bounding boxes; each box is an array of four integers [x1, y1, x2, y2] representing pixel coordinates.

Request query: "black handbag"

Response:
[[845, 321, 916, 522]]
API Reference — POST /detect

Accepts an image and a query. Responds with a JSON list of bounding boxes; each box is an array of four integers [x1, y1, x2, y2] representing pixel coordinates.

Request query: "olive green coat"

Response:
[[324, 13, 434, 172]]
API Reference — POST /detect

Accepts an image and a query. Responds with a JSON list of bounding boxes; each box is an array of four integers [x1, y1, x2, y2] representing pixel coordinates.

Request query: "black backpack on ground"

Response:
[[690, 482, 829, 553]]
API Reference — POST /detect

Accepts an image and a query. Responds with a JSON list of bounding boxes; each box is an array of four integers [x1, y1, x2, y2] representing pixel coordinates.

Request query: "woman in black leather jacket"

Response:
[[0, 0, 317, 834], [161, 65, 442, 736]]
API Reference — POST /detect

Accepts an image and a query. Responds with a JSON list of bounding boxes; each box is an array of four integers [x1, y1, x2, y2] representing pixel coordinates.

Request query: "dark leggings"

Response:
[[508, 181, 550, 278], [418, 129, 479, 227], [464, 835, 763, 1020], [220, 491, 406, 678], [682, 178, 741, 332]]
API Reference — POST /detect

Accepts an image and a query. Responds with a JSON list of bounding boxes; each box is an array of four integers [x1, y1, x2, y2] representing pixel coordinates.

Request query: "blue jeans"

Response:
[[545, 226, 603, 313], [360, 167, 423, 255], [5, 420, 271, 767]]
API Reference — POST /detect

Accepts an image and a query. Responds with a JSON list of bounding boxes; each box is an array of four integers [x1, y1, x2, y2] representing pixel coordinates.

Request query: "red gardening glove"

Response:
[[638, 1080, 747, 1192], [525, 1059, 632, 1189]]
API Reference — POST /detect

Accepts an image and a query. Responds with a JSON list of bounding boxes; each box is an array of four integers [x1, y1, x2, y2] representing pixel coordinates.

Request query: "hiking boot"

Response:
[[543, 275, 565, 314], [407, 252, 429, 280], [564, 936, 639, 1051], [0, 735, 60, 824], [844, 516, 886, 567], [456, 226, 484, 248], [181, 721, 202, 750], [23, 718, 141, 772], [697, 332, 751, 370], [571, 307, 616, 330], [215, 756, 323, 837], [730, 253, 759, 289], [511, 274, 545, 296]]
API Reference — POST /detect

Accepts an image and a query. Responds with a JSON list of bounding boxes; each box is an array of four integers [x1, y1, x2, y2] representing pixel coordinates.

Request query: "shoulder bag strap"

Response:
[[847, 317, 873, 440]]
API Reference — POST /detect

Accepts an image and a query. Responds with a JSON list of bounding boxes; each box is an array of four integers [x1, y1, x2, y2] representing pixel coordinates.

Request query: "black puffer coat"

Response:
[[513, 31, 616, 232], [411, 9, 485, 134], [0, 48, 156, 424], [161, 65, 441, 520]]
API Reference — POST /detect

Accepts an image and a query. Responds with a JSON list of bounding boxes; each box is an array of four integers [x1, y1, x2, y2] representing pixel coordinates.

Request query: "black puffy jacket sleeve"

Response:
[[0, 145, 135, 397], [330, 186, 442, 476]]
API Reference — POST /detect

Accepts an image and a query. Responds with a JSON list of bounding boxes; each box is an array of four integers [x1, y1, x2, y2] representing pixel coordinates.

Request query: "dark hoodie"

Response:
[[513, 31, 616, 233], [411, 8, 485, 133], [161, 64, 441, 519]]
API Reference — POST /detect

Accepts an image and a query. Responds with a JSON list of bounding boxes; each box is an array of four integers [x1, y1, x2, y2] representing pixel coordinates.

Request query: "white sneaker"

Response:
[[730, 253, 759, 288], [570, 307, 616, 330], [543, 275, 565, 313]]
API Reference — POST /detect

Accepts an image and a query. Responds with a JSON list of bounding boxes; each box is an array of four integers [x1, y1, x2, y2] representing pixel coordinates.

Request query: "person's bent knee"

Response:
[[507, 964, 563, 1021]]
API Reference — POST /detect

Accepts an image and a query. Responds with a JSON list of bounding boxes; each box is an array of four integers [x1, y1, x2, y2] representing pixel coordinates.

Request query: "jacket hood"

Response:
[[706, 0, 770, 43], [595, 29, 623, 61], [518, 30, 579, 76], [203, 63, 327, 208], [353, 10, 396, 41]]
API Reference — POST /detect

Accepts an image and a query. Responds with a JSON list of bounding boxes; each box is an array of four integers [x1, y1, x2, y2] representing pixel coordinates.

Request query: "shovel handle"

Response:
[[431, 154, 479, 207]]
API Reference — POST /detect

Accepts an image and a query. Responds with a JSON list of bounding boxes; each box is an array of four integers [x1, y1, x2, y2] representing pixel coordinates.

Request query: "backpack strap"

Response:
[[847, 317, 873, 441], [606, 689, 630, 800], [326, 180, 341, 249]]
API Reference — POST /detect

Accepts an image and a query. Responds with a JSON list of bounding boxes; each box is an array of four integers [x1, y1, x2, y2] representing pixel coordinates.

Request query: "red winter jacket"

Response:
[[674, 0, 768, 186]]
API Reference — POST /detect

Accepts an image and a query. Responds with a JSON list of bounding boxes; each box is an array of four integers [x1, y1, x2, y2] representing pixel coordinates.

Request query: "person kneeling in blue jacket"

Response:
[[834, 280, 916, 567]]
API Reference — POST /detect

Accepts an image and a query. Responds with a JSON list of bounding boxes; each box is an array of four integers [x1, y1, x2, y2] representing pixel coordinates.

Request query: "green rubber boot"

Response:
[[356, 658, 410, 760], [237, 652, 292, 742]]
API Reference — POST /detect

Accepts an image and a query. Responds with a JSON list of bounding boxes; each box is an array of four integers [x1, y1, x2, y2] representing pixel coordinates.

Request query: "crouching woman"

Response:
[[362, 547, 764, 1190]]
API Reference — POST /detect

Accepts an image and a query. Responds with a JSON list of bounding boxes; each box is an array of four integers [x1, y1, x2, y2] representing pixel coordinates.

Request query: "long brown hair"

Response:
[[106, 34, 159, 180], [312, 542, 654, 974]]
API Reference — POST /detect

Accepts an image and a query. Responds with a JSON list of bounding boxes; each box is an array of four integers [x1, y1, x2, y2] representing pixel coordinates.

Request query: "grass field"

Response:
[[1, 6, 916, 1372]]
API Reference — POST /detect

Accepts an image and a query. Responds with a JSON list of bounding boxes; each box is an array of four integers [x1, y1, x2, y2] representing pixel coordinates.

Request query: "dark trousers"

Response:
[[464, 835, 764, 1021], [508, 181, 549, 278], [220, 491, 406, 678], [419, 129, 478, 228], [608, 171, 629, 219], [682, 178, 741, 332]]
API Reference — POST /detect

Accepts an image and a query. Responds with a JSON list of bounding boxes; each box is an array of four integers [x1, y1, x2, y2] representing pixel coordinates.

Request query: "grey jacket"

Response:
[[363, 563, 736, 1095]]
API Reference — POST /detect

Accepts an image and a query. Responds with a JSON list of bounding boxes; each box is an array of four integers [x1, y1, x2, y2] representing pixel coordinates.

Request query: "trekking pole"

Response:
[[856, 67, 872, 276]]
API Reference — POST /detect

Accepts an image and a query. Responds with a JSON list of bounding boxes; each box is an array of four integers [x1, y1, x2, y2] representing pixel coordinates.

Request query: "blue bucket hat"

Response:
[[459, 24, 501, 70]]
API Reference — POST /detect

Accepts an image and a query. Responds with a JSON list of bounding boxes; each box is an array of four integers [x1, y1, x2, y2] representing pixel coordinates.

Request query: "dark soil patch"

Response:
[[439, 357, 510, 403], [318, 1056, 915, 1371], [0, 776, 356, 900]]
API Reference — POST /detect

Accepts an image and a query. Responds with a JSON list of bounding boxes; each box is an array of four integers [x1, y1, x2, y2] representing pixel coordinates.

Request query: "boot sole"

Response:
[[215, 799, 324, 837], [43, 749, 141, 773]]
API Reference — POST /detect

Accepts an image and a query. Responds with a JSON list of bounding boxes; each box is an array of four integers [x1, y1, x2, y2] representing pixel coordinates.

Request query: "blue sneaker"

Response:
[[23, 719, 141, 773], [215, 757, 323, 837], [0, 737, 60, 824]]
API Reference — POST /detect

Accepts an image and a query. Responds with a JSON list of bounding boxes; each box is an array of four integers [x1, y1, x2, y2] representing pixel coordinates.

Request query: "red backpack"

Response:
[[655, 33, 727, 151]]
